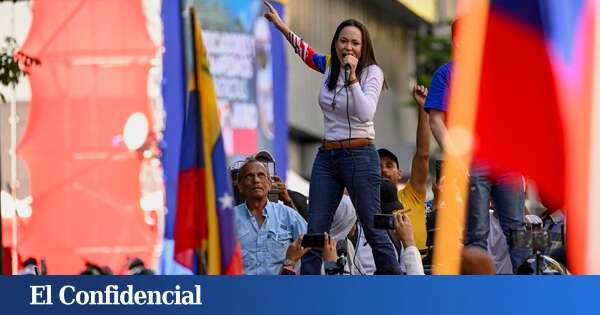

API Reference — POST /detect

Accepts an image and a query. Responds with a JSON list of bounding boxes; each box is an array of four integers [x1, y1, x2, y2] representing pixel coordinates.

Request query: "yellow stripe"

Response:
[[191, 6, 222, 275], [432, 0, 490, 274]]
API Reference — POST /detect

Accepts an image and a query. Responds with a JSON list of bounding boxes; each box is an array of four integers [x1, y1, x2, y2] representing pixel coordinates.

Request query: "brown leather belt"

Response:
[[322, 138, 373, 150]]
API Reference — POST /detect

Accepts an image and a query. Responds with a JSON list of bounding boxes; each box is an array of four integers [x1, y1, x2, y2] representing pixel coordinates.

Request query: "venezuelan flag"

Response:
[[434, 0, 599, 274], [173, 6, 242, 275]]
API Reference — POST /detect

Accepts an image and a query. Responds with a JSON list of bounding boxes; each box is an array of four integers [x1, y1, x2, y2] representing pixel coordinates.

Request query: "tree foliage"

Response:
[[0, 36, 40, 103], [416, 26, 452, 88], [0, 0, 36, 103]]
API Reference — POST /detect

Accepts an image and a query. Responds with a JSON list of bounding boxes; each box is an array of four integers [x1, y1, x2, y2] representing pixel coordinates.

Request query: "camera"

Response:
[[511, 230, 549, 251]]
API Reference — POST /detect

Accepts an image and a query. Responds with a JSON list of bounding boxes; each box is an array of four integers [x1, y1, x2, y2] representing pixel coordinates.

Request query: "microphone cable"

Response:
[[344, 66, 357, 227], [353, 221, 365, 275]]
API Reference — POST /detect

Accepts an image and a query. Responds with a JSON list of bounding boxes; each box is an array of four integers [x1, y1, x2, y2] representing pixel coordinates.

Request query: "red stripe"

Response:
[[174, 168, 207, 269], [222, 242, 244, 275], [473, 10, 565, 209]]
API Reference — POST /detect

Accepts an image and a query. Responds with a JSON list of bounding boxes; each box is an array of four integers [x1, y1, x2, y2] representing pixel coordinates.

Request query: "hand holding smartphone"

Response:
[[301, 233, 325, 248], [373, 214, 395, 230]]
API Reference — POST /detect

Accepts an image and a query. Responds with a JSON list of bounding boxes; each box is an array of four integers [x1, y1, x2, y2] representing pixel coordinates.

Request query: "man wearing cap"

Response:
[[233, 158, 307, 275], [377, 85, 430, 252], [253, 150, 299, 211]]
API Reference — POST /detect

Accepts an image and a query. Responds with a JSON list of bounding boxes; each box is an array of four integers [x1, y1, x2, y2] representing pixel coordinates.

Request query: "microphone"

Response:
[[336, 239, 348, 271], [344, 63, 351, 86]]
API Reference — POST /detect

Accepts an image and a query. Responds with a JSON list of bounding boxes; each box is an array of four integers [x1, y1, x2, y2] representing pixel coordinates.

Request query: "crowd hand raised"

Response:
[[272, 175, 293, 206], [394, 212, 416, 248], [524, 214, 543, 225], [285, 235, 310, 264], [322, 233, 338, 262], [412, 84, 428, 107]]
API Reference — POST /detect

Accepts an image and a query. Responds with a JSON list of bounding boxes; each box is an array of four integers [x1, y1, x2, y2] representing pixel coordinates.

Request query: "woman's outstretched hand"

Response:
[[264, 1, 283, 27]]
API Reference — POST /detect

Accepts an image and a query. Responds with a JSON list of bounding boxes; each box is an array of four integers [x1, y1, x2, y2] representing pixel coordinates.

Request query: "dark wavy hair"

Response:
[[326, 19, 386, 91]]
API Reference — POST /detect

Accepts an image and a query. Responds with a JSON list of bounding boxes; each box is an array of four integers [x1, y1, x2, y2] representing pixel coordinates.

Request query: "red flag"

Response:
[[437, 0, 599, 274]]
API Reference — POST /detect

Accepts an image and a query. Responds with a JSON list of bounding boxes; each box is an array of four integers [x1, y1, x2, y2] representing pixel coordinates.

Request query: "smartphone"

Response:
[[301, 233, 325, 248], [267, 188, 280, 202], [373, 214, 395, 230], [261, 161, 276, 179]]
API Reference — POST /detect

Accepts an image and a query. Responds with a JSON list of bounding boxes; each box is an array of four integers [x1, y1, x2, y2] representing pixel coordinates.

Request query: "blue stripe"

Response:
[[491, 0, 544, 31], [160, 0, 186, 241], [312, 54, 327, 74], [539, 0, 585, 63], [212, 134, 236, 267], [3, 277, 599, 314], [180, 90, 203, 170], [492, 0, 585, 63], [271, 2, 289, 181]]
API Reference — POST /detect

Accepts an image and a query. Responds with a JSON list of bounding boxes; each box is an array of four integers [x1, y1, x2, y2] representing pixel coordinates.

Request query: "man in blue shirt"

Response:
[[424, 20, 529, 272], [425, 62, 452, 150], [234, 158, 307, 275]]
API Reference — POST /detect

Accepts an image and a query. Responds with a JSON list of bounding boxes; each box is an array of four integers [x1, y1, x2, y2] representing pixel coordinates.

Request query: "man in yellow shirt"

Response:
[[378, 85, 430, 251]]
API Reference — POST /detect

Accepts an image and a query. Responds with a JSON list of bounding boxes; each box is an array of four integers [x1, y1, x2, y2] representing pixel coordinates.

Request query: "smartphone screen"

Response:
[[261, 161, 275, 178]]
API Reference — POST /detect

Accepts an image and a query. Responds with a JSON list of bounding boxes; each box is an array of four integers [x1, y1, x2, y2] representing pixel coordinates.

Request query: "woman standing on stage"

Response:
[[264, 1, 400, 274]]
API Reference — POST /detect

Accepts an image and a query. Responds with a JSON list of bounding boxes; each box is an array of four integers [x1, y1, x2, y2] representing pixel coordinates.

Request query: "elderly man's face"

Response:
[[238, 161, 272, 201]]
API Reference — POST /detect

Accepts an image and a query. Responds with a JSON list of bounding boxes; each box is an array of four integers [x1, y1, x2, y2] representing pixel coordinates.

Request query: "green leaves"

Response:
[[0, 37, 20, 87], [0, 36, 40, 103], [416, 25, 452, 88], [399, 23, 452, 108]]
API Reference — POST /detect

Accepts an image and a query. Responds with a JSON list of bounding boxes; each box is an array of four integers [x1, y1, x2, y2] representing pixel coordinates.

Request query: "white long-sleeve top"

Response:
[[286, 31, 383, 140], [318, 65, 383, 140]]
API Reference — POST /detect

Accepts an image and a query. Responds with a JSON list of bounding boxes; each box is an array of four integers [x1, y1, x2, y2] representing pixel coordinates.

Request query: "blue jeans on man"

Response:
[[466, 165, 530, 272], [300, 145, 401, 274]]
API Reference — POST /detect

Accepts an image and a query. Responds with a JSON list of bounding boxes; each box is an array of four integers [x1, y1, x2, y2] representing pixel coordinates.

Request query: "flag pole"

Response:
[[432, 0, 490, 274], [188, 6, 209, 275]]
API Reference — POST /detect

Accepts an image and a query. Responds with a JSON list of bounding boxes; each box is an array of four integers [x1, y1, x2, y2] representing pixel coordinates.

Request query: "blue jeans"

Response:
[[466, 165, 530, 271], [300, 144, 401, 274]]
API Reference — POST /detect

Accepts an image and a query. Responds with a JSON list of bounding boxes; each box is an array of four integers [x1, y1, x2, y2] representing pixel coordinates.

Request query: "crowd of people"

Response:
[[18, 257, 155, 276], [222, 2, 568, 276], [19, 2, 566, 276]]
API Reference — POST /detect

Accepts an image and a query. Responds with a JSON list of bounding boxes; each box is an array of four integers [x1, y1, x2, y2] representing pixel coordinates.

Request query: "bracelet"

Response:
[[283, 258, 296, 267], [281, 266, 296, 275]]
